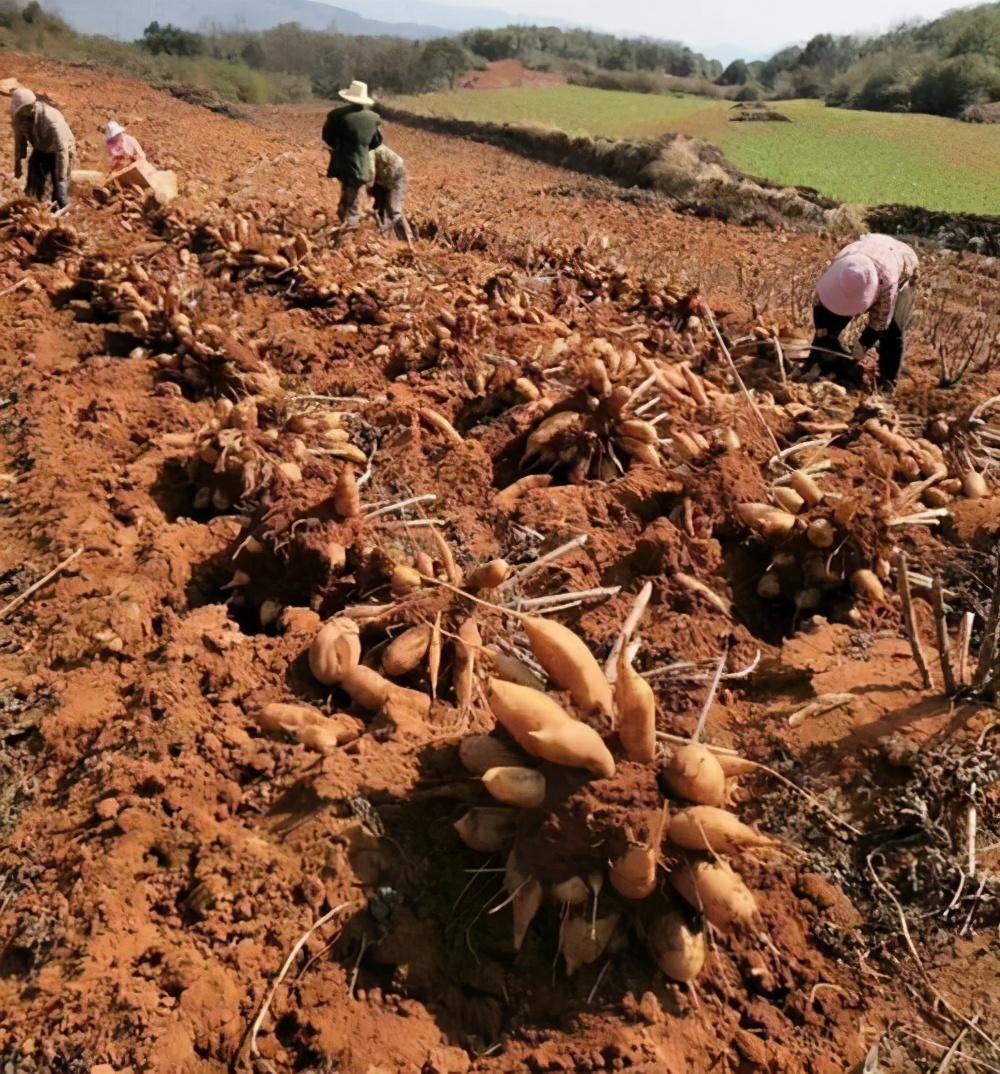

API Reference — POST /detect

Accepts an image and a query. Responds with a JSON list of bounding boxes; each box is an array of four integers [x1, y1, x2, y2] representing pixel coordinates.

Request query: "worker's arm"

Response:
[[866, 281, 897, 336], [12, 126, 26, 178], [370, 117, 383, 151], [120, 137, 145, 169]]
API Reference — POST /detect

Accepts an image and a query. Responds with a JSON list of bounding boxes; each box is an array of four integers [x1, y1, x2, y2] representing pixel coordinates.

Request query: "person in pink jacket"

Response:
[[103, 120, 146, 175], [812, 234, 919, 392]]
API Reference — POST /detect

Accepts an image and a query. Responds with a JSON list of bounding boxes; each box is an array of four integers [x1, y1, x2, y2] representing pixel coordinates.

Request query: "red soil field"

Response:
[[0, 53, 999, 1074]]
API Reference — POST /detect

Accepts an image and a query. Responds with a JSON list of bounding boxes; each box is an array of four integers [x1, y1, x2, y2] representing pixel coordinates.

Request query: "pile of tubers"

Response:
[[164, 395, 366, 513], [189, 211, 336, 303], [251, 543, 773, 985], [444, 616, 771, 983], [515, 336, 739, 482], [742, 415, 992, 619]]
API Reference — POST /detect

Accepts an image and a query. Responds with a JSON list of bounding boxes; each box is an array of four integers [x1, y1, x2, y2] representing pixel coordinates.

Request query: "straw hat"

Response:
[[816, 254, 879, 317], [0, 78, 19, 96], [339, 80, 374, 106], [105, 120, 126, 140]]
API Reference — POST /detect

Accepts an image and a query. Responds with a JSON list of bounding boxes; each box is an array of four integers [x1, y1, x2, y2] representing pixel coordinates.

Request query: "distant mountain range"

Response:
[[46, 0, 453, 40]]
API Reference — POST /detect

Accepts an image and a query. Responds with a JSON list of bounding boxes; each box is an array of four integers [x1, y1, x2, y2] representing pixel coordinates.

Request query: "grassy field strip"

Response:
[[390, 86, 1000, 215]]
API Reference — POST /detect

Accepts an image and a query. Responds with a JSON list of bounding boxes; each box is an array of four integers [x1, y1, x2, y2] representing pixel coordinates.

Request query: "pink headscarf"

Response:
[[816, 254, 879, 316]]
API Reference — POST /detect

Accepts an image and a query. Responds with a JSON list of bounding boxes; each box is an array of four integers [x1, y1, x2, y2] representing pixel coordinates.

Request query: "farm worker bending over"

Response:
[[370, 144, 412, 243], [10, 87, 75, 209], [322, 80, 383, 239], [104, 120, 146, 175], [813, 234, 919, 392]]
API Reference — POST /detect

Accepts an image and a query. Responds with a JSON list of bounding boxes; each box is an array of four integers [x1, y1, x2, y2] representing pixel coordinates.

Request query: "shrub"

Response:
[[910, 54, 1000, 117], [851, 71, 913, 111], [140, 21, 205, 58], [827, 49, 920, 111], [567, 65, 734, 99], [717, 59, 749, 86]]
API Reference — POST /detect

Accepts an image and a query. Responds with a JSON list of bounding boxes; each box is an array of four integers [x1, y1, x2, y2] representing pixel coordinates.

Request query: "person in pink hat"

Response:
[[812, 234, 919, 392], [103, 120, 146, 175]]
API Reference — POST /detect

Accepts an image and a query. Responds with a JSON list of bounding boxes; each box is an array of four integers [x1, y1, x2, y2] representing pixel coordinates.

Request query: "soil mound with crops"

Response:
[[1, 52, 1000, 1074]]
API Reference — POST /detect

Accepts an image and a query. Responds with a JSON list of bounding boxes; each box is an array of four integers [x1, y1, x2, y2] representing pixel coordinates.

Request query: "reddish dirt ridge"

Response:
[[458, 60, 567, 91], [0, 53, 998, 1074]]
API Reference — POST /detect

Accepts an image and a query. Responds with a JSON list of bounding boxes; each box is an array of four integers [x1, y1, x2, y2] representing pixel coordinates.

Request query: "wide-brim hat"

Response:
[[816, 253, 879, 317], [0, 78, 19, 96], [339, 80, 374, 106]]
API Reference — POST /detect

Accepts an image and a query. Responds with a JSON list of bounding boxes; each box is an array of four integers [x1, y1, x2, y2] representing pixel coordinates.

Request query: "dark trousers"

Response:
[[372, 178, 412, 242], [812, 285, 914, 390], [26, 150, 69, 209], [337, 182, 364, 232]]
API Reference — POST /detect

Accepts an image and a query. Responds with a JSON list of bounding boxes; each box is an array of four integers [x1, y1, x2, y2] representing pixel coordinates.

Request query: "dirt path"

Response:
[[0, 54, 999, 1074]]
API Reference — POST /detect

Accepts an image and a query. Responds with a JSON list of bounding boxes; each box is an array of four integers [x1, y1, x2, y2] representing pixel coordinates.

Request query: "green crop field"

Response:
[[390, 85, 1000, 216]]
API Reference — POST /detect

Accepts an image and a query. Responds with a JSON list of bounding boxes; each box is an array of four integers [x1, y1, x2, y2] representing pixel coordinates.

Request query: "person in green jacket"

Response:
[[322, 80, 383, 239]]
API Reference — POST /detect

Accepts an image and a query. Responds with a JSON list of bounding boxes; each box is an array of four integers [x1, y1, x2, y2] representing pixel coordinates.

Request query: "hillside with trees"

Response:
[[742, 2, 1000, 118], [0, 1, 474, 101], [459, 26, 721, 80]]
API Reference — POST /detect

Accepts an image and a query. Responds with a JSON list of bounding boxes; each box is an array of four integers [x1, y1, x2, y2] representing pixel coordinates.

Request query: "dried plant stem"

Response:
[[511, 586, 621, 610], [363, 493, 436, 521], [773, 459, 832, 485], [893, 467, 948, 513], [887, 508, 950, 528], [896, 1028, 1000, 1074], [382, 519, 443, 529], [643, 650, 761, 683], [692, 651, 727, 743], [770, 439, 833, 467], [247, 902, 353, 1058], [0, 547, 83, 621], [604, 581, 653, 683], [0, 278, 30, 299], [727, 758, 863, 837], [290, 393, 367, 405], [867, 857, 1000, 1058], [625, 373, 658, 409], [357, 447, 377, 488], [974, 545, 1000, 689], [773, 336, 788, 388], [897, 551, 933, 690], [932, 576, 957, 696], [704, 307, 782, 457], [968, 796, 978, 880], [501, 534, 588, 590], [419, 574, 529, 620], [956, 612, 975, 686]]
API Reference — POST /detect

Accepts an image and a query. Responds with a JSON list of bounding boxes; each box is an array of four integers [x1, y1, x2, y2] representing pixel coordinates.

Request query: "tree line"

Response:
[[3, 0, 997, 117], [138, 20, 473, 98], [723, 3, 1000, 118]]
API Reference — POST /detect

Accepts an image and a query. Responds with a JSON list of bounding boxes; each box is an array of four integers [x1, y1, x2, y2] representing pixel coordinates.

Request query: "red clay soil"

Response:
[[0, 53, 999, 1074], [457, 60, 567, 91]]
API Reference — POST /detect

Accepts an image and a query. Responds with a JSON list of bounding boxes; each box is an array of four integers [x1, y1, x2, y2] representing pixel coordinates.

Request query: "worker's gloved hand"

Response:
[[859, 326, 880, 350]]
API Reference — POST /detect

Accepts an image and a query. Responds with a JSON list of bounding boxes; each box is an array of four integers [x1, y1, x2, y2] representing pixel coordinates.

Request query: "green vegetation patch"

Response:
[[391, 86, 1000, 215]]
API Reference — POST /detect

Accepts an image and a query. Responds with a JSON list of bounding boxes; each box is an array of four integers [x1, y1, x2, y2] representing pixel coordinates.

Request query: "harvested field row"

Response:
[[0, 55, 999, 1074]]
